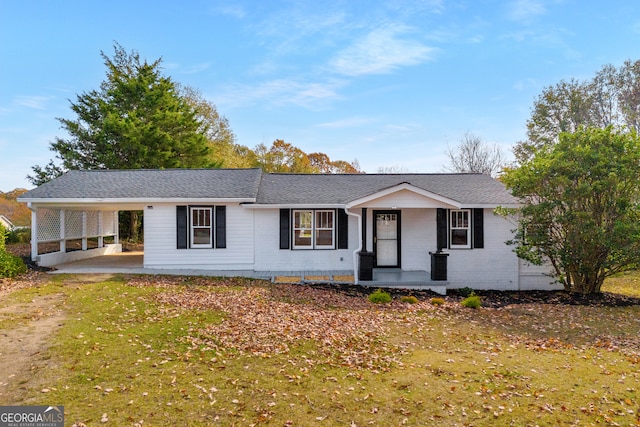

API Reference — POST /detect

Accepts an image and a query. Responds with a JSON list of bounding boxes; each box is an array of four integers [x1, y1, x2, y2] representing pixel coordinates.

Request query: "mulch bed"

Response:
[[282, 282, 640, 308]]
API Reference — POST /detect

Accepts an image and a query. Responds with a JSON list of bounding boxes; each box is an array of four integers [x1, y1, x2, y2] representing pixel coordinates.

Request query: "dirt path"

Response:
[[0, 274, 115, 403], [0, 292, 67, 403]]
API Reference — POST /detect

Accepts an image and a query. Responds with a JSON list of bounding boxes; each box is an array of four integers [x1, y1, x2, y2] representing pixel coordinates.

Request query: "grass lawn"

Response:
[[1, 272, 639, 426]]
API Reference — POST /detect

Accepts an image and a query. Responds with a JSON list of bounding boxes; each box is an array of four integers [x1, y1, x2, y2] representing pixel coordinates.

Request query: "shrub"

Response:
[[461, 295, 482, 309], [430, 297, 445, 306], [0, 251, 27, 278], [6, 228, 31, 244], [368, 289, 392, 304], [0, 224, 27, 278], [401, 295, 418, 304], [457, 287, 475, 298]]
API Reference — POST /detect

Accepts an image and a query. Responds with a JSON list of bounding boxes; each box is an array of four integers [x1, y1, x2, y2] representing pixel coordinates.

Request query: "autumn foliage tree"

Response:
[[502, 126, 640, 294], [0, 189, 31, 226], [255, 139, 361, 173]]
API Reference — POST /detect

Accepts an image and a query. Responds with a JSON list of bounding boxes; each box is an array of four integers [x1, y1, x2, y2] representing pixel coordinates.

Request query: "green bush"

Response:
[[0, 251, 27, 278], [461, 295, 482, 309], [457, 287, 475, 298], [401, 295, 418, 304], [368, 289, 392, 304], [430, 297, 445, 306], [6, 228, 31, 244], [0, 224, 27, 277]]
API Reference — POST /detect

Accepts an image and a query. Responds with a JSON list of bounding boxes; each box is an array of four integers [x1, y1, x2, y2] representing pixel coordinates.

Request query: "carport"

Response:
[[18, 199, 146, 268]]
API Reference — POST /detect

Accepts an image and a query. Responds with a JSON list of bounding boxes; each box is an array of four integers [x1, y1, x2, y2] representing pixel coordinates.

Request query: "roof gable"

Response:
[[346, 183, 461, 208]]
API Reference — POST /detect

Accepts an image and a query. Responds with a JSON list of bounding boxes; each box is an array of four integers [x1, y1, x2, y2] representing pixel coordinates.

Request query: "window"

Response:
[[450, 209, 471, 248], [293, 210, 313, 248], [191, 207, 213, 248], [292, 209, 335, 249]]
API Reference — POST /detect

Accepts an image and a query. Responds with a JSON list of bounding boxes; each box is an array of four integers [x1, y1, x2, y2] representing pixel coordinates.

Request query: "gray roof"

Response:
[[20, 169, 263, 200], [20, 169, 517, 206], [257, 173, 517, 205]]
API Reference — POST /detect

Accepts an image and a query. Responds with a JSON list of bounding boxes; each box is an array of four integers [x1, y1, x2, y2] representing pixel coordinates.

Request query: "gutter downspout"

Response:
[[345, 207, 362, 284]]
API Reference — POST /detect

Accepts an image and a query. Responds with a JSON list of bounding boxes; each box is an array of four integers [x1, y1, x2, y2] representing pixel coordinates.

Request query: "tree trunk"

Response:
[[130, 211, 139, 242]]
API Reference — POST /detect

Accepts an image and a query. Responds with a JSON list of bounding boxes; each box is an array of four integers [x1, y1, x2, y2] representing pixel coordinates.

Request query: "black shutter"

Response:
[[337, 209, 348, 249], [279, 209, 290, 249], [436, 208, 448, 251], [216, 206, 226, 249], [473, 208, 484, 249], [177, 206, 188, 249]]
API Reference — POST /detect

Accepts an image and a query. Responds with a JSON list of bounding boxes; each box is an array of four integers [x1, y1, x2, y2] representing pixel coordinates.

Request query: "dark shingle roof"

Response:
[[256, 173, 517, 205], [20, 169, 263, 200], [20, 169, 517, 206]]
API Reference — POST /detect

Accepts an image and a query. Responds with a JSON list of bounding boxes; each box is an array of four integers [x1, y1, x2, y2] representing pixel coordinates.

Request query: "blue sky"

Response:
[[1, 0, 638, 190]]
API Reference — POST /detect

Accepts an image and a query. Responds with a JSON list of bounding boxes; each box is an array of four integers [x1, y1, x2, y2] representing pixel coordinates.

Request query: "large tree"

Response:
[[514, 59, 640, 163], [444, 131, 506, 177], [29, 43, 212, 185], [502, 126, 640, 294], [178, 85, 257, 168], [255, 139, 361, 173]]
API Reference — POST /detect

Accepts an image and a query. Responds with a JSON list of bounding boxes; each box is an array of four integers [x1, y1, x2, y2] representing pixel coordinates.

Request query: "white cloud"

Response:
[[211, 3, 246, 19], [216, 78, 347, 109], [506, 0, 547, 22], [316, 116, 375, 128], [14, 95, 51, 110], [330, 24, 434, 76]]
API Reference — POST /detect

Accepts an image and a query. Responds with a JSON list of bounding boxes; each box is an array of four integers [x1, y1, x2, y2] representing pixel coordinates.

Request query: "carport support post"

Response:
[[59, 210, 66, 253], [30, 207, 38, 262], [82, 211, 87, 251], [115, 211, 119, 244], [98, 211, 103, 248]]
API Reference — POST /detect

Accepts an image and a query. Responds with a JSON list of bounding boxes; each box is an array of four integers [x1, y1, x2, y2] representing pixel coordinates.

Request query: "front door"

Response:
[[374, 211, 401, 267]]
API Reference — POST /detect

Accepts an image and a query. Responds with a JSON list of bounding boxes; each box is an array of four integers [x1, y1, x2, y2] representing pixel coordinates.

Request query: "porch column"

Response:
[[358, 208, 374, 281], [361, 208, 367, 250]]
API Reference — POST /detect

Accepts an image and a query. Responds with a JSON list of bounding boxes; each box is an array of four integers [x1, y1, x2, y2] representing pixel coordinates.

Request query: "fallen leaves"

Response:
[[153, 282, 415, 370]]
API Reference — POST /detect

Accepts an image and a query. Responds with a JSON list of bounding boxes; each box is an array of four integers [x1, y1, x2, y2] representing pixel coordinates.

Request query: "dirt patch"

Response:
[[0, 293, 66, 401]]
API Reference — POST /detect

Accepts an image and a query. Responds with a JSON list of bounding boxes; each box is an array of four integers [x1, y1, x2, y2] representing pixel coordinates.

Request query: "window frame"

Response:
[[292, 209, 336, 250], [190, 206, 214, 249], [449, 209, 471, 249]]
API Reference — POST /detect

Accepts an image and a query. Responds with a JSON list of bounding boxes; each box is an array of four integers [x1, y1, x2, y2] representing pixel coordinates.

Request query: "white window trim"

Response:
[[314, 209, 336, 250], [293, 209, 313, 249], [450, 209, 471, 249], [190, 206, 214, 249], [292, 209, 335, 250]]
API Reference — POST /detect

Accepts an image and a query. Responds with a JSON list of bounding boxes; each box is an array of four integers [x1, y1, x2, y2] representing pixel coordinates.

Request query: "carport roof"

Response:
[[20, 168, 263, 201]]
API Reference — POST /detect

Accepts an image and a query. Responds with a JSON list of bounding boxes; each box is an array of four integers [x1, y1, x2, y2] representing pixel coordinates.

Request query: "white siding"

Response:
[[356, 189, 451, 209], [143, 203, 558, 291], [253, 209, 356, 272], [400, 209, 434, 270], [446, 209, 519, 290], [518, 259, 563, 290], [144, 203, 255, 270]]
